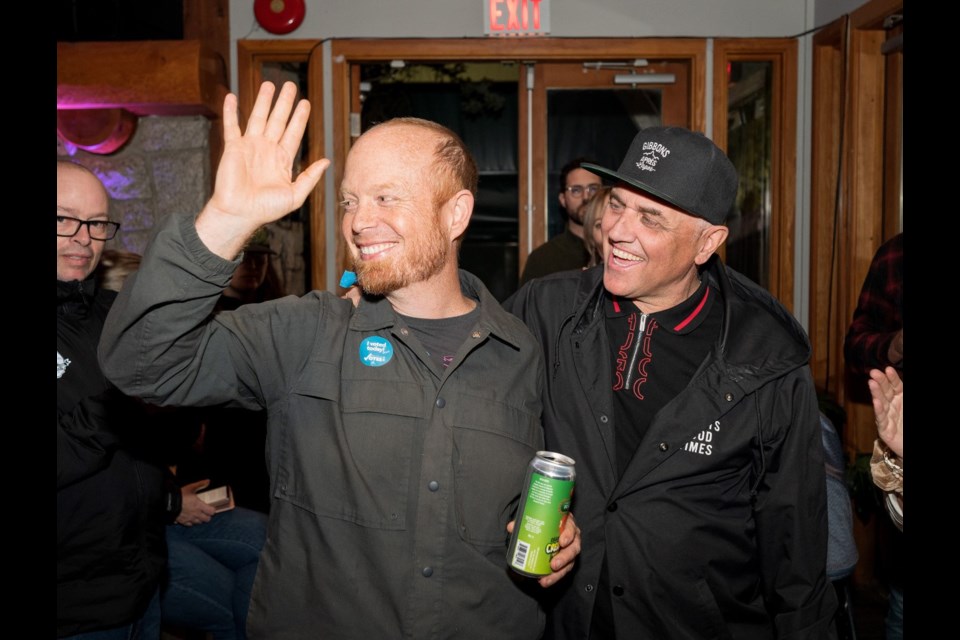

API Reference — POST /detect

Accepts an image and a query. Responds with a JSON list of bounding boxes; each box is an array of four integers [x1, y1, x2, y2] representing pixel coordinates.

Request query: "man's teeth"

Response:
[[611, 247, 641, 262], [360, 243, 394, 255]]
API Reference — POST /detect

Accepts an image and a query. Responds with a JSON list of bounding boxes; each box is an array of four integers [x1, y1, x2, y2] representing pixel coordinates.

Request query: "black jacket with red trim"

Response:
[[505, 257, 837, 640]]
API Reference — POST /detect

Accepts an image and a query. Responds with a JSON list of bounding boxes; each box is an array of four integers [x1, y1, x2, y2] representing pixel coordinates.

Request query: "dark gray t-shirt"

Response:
[[400, 305, 482, 373]]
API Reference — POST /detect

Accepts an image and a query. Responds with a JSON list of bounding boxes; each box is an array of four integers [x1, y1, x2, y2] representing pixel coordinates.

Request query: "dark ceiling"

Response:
[[57, 0, 184, 41]]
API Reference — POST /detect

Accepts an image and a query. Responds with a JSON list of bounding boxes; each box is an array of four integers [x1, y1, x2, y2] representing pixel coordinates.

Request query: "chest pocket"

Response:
[[277, 362, 423, 530], [450, 394, 543, 546]]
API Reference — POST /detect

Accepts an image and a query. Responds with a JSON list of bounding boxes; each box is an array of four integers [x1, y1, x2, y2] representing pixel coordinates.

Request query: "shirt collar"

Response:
[[349, 270, 527, 349], [57, 276, 97, 305], [605, 278, 715, 335]]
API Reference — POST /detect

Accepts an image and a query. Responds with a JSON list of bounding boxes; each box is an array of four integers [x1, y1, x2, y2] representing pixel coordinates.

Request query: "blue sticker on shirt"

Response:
[[359, 337, 394, 367]]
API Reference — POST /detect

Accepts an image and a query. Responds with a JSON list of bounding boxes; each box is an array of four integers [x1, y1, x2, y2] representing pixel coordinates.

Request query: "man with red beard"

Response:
[[100, 81, 579, 639], [506, 127, 837, 639]]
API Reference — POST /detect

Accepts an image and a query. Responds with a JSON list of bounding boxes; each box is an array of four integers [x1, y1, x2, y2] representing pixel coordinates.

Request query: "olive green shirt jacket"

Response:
[[99, 213, 547, 639]]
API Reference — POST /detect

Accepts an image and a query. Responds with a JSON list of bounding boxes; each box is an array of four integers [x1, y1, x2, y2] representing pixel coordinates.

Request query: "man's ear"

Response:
[[558, 191, 568, 212], [694, 225, 729, 266], [444, 189, 474, 243]]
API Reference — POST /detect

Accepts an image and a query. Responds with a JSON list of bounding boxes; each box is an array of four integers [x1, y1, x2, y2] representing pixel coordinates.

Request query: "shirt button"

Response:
[[607, 502, 618, 512], [659, 442, 669, 451], [436, 397, 446, 408], [725, 392, 734, 402], [585, 584, 594, 592], [612, 585, 624, 597], [428, 480, 440, 492], [400, 327, 409, 336], [422, 567, 434, 577], [599, 414, 609, 423]]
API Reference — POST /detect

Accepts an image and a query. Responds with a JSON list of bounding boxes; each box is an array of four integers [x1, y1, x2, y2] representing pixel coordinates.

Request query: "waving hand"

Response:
[[197, 81, 330, 259]]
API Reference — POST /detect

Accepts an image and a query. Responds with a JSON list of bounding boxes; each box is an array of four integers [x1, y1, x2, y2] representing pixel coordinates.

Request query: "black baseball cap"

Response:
[[582, 127, 738, 225]]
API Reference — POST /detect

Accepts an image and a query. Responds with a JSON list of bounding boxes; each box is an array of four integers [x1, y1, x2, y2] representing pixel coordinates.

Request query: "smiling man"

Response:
[[99, 83, 579, 639], [57, 161, 169, 639], [506, 127, 837, 639], [57, 163, 114, 282]]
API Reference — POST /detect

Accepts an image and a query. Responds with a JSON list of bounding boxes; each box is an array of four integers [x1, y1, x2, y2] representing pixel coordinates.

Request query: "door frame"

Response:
[[237, 39, 326, 288], [531, 59, 694, 262], [712, 38, 798, 310], [329, 39, 708, 279]]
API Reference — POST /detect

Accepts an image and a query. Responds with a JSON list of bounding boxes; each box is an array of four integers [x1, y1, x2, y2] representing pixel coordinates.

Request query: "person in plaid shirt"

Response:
[[844, 232, 903, 378]]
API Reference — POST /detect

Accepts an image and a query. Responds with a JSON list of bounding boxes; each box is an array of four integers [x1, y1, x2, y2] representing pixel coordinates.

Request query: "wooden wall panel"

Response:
[[809, 18, 847, 394]]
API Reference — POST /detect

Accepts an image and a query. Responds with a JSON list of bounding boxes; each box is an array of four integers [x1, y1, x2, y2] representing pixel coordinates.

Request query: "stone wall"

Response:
[[57, 115, 212, 256], [58, 115, 310, 295]]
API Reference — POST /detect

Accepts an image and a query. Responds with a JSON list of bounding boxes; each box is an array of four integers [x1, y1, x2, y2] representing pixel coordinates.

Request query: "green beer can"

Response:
[[507, 451, 576, 577]]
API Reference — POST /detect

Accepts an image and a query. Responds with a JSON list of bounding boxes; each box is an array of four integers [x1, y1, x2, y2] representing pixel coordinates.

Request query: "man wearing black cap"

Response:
[[506, 127, 837, 639]]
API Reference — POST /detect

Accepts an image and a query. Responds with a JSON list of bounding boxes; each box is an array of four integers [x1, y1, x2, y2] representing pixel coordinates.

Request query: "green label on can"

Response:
[[510, 474, 574, 576]]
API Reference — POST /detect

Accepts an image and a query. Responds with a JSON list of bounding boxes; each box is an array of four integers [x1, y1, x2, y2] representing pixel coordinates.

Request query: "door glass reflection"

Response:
[[359, 62, 520, 300], [725, 61, 773, 289], [262, 61, 312, 295], [546, 89, 662, 238]]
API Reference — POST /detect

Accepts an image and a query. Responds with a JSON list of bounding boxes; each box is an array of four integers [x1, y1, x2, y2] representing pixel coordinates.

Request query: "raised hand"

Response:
[[197, 81, 331, 259]]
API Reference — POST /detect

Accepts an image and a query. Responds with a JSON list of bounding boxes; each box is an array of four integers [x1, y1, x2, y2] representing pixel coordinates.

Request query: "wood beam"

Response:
[[183, 0, 231, 177], [57, 40, 227, 117]]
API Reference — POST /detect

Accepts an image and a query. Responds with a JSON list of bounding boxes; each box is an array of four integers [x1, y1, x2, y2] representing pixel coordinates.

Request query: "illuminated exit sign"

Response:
[[484, 0, 550, 36]]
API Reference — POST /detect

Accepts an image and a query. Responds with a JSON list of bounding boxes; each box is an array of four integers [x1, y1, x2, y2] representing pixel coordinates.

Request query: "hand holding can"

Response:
[[507, 451, 576, 577]]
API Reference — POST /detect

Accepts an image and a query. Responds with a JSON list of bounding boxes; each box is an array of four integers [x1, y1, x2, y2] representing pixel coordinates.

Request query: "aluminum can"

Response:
[[507, 451, 576, 576]]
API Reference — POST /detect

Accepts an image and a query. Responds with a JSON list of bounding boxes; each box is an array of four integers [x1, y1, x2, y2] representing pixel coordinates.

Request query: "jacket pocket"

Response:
[[691, 577, 734, 640], [275, 362, 423, 530], [450, 393, 543, 546]]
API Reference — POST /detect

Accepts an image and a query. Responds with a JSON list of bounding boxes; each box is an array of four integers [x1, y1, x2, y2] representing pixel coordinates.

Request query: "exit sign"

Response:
[[484, 0, 550, 36]]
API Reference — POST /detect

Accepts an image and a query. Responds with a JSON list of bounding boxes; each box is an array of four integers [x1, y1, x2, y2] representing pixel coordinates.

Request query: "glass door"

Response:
[[355, 62, 522, 300], [526, 60, 692, 254], [329, 40, 703, 299], [354, 60, 692, 299], [712, 39, 798, 308]]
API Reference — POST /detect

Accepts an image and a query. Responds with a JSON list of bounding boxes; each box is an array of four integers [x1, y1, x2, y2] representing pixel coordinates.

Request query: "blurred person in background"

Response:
[[216, 228, 285, 312], [580, 186, 612, 269], [97, 247, 268, 640], [520, 157, 601, 284]]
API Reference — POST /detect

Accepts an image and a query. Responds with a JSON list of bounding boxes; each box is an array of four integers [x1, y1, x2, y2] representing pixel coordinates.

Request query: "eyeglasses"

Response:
[[565, 184, 601, 198], [57, 215, 121, 241]]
